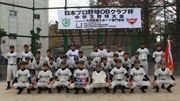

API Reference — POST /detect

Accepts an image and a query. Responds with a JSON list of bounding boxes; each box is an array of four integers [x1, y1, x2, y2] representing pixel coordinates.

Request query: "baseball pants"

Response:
[[34, 83, 52, 88], [90, 83, 109, 89], [7, 65, 17, 81], [156, 80, 175, 85], [109, 80, 128, 89], [130, 81, 151, 89], [70, 83, 90, 91], [52, 81, 72, 89], [13, 82, 31, 89]]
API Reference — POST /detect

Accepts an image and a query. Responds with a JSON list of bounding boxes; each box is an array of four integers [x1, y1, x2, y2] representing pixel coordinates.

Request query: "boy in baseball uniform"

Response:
[[78, 50, 87, 62], [56, 51, 64, 64], [90, 44, 103, 63], [71, 60, 90, 94], [20, 44, 34, 62], [98, 42, 107, 53], [5, 45, 19, 90], [131, 51, 143, 68], [71, 55, 79, 74], [130, 60, 153, 94], [32, 51, 44, 63], [51, 60, 73, 93], [11, 61, 32, 94], [103, 45, 114, 62], [121, 52, 131, 73], [90, 63, 110, 93], [58, 54, 72, 69], [154, 60, 177, 93], [34, 62, 53, 94], [66, 43, 79, 62], [101, 56, 112, 81], [109, 59, 130, 94], [115, 44, 124, 59], [25, 56, 33, 73], [109, 53, 119, 68], [48, 56, 57, 74], [44, 49, 52, 62]]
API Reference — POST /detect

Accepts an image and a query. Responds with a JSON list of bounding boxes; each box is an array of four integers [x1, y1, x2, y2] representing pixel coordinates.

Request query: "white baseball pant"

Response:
[[109, 80, 128, 89], [7, 65, 17, 81], [156, 80, 175, 85], [130, 81, 151, 89], [13, 82, 31, 89], [52, 81, 72, 89], [34, 83, 52, 88], [70, 83, 90, 91], [90, 83, 109, 89]]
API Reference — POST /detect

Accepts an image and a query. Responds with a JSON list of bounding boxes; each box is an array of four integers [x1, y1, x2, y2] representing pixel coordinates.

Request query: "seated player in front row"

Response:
[[154, 60, 177, 93], [34, 62, 53, 94], [90, 63, 110, 93], [11, 61, 32, 94], [130, 60, 153, 94], [70, 60, 90, 94], [109, 59, 130, 94], [51, 60, 73, 93]]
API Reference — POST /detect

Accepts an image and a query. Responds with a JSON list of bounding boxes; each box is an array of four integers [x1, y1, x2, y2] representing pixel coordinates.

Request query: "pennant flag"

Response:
[[164, 40, 173, 72]]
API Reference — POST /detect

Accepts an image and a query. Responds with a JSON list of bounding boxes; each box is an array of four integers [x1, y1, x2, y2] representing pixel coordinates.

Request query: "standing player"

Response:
[[44, 49, 52, 62], [109, 59, 130, 94], [25, 56, 32, 71], [109, 53, 119, 68], [90, 44, 103, 63], [103, 45, 114, 62], [137, 41, 150, 75], [90, 63, 110, 93], [154, 60, 177, 93], [34, 62, 53, 94], [32, 51, 44, 63], [121, 52, 131, 73], [71, 60, 90, 94], [58, 54, 72, 69], [98, 42, 107, 53], [32, 56, 43, 82], [11, 61, 32, 94], [48, 56, 58, 74], [5, 45, 19, 90], [56, 50, 64, 65], [20, 44, 34, 62], [71, 56, 79, 74], [130, 60, 153, 93], [51, 60, 73, 93], [101, 56, 112, 81], [115, 44, 125, 59], [131, 51, 143, 68], [78, 50, 87, 62], [66, 43, 79, 62]]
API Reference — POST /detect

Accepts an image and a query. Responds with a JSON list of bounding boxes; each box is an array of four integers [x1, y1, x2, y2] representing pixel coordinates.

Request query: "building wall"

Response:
[[0, 0, 49, 57]]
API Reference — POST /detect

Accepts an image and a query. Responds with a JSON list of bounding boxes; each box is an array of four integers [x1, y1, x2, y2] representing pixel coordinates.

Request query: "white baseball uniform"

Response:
[[33, 62, 43, 75], [154, 68, 175, 85], [71, 61, 79, 73], [98, 49, 107, 53], [56, 57, 63, 65], [109, 59, 117, 69], [25, 62, 32, 70], [152, 50, 164, 71], [115, 51, 125, 59], [130, 67, 151, 89], [131, 56, 143, 67], [90, 51, 103, 63], [121, 58, 131, 72], [58, 59, 72, 69], [90, 71, 108, 89], [109, 67, 128, 89], [48, 62, 58, 74], [32, 56, 44, 63], [44, 56, 50, 62], [137, 48, 150, 75], [101, 62, 112, 80], [20, 51, 34, 62], [66, 49, 79, 62], [52, 68, 73, 89], [34, 70, 53, 88], [5, 52, 19, 81], [13, 69, 31, 89], [103, 51, 114, 62], [83, 61, 96, 77], [79, 56, 87, 62]]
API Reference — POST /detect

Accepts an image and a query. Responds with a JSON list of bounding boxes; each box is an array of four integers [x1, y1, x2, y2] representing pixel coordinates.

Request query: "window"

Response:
[[34, 14, 40, 19], [9, 33, 17, 39], [9, 10, 17, 17]]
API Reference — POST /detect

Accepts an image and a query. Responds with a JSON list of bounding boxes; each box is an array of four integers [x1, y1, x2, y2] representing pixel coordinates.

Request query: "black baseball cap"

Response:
[[78, 60, 84, 64], [106, 45, 111, 48], [62, 54, 67, 58], [49, 56, 54, 60], [156, 43, 161, 47], [74, 55, 79, 60], [113, 53, 119, 57], [20, 61, 26, 65], [70, 43, 75, 46], [134, 60, 140, 64], [36, 50, 41, 54], [116, 59, 122, 63], [10, 45, 15, 48], [43, 62, 48, 66], [47, 49, 51, 52], [59, 50, 64, 54], [61, 60, 67, 64], [94, 44, 99, 48], [35, 56, 40, 60], [134, 51, 140, 55], [124, 51, 129, 55], [117, 44, 122, 47], [140, 41, 145, 45], [79, 50, 83, 53], [99, 42, 104, 45], [96, 62, 101, 67], [24, 44, 29, 47], [25, 56, 30, 60], [87, 56, 93, 60]]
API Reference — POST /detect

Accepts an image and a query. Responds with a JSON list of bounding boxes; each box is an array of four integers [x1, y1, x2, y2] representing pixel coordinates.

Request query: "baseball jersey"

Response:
[[103, 51, 114, 62], [79, 56, 87, 62], [109, 59, 117, 69], [90, 51, 103, 62], [71, 61, 79, 72], [137, 48, 150, 60], [15, 69, 31, 82], [55, 68, 72, 82], [110, 67, 127, 80], [121, 58, 131, 68], [101, 62, 112, 73], [44, 56, 50, 62], [38, 70, 53, 83], [5, 52, 19, 65], [58, 60, 72, 69], [74, 69, 89, 78], [32, 56, 44, 63], [98, 49, 107, 53], [25, 62, 32, 70], [130, 68, 146, 82], [66, 49, 79, 62], [48, 62, 58, 72], [20, 51, 34, 62], [152, 51, 164, 63], [56, 57, 63, 64], [32, 62, 43, 75], [131, 56, 143, 66], [92, 71, 106, 78], [115, 51, 125, 59], [83, 61, 96, 74], [154, 68, 172, 80]]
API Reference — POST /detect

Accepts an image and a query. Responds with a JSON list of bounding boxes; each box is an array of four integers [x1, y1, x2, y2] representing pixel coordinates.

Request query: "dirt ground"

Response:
[[0, 76, 180, 101]]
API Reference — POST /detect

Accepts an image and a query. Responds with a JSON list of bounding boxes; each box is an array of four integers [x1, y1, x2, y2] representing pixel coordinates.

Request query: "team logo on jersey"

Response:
[[114, 71, 124, 75], [126, 18, 137, 25], [61, 18, 71, 27]]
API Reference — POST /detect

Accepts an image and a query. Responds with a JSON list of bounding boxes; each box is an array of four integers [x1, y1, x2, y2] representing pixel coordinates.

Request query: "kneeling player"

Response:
[[11, 61, 32, 94], [70, 60, 90, 94], [90, 63, 110, 93], [154, 60, 177, 93], [34, 62, 53, 94], [109, 59, 130, 94], [130, 60, 153, 93], [51, 60, 73, 93]]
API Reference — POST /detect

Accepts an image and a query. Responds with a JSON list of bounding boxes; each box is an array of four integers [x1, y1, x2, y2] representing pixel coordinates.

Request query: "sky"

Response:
[[49, 0, 90, 23]]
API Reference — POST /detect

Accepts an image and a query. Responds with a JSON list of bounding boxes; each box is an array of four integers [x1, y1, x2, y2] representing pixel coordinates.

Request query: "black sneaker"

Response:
[[161, 84, 165, 89], [121, 89, 126, 94], [92, 88, 96, 93], [17, 88, 23, 94], [166, 88, 173, 93], [140, 87, 146, 93], [74, 88, 79, 94], [83, 89, 87, 94], [130, 89, 134, 94], [112, 86, 117, 94], [27, 89, 31, 94], [153, 86, 156, 89], [57, 88, 61, 94], [155, 90, 159, 93], [48, 89, 52, 94], [31, 87, 35, 91], [6, 86, 11, 90], [37, 88, 42, 94], [66, 87, 69, 93], [105, 87, 110, 93]]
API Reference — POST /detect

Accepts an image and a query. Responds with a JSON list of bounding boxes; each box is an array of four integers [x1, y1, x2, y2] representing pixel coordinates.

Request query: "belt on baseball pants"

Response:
[[142, 59, 147, 61], [116, 79, 122, 81], [9, 64, 17, 66], [21, 81, 28, 83]]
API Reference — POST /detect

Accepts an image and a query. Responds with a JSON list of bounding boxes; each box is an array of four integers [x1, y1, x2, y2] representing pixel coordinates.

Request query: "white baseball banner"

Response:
[[58, 8, 141, 29]]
